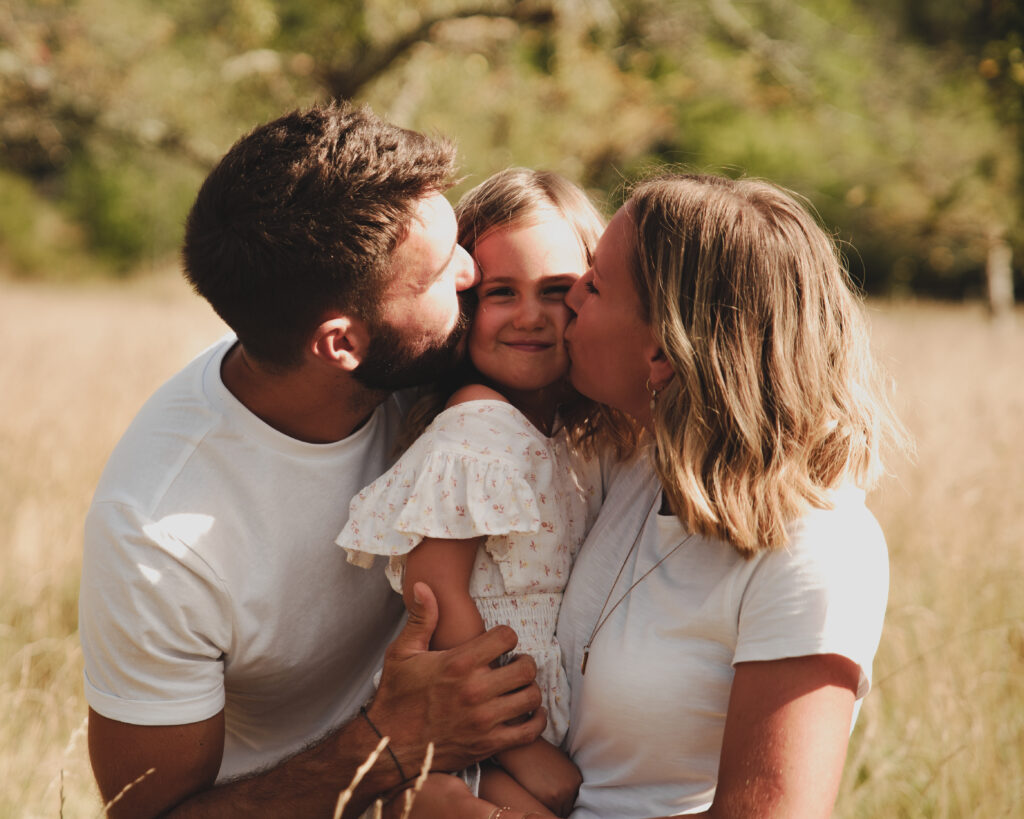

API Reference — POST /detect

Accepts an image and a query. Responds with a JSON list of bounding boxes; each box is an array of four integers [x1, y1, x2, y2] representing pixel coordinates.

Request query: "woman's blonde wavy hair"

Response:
[[627, 173, 907, 556], [399, 167, 639, 456]]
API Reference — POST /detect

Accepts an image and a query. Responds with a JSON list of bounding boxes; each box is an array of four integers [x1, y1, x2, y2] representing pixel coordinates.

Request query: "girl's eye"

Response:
[[584, 280, 598, 294], [482, 286, 515, 298], [544, 285, 572, 298]]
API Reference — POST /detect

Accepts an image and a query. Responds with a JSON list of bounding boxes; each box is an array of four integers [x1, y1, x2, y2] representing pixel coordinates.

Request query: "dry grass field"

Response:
[[1, 275, 1020, 818]]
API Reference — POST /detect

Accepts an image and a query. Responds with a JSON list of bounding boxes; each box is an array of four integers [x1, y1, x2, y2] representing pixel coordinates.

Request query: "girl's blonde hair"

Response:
[[627, 173, 907, 556], [399, 167, 638, 456], [456, 167, 604, 259]]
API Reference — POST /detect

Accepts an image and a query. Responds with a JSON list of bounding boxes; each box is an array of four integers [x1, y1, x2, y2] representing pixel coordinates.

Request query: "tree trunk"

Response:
[[986, 229, 1014, 322]]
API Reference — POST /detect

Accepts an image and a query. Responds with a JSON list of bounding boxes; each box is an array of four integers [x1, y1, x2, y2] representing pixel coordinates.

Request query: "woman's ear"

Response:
[[310, 316, 370, 373], [648, 347, 675, 392]]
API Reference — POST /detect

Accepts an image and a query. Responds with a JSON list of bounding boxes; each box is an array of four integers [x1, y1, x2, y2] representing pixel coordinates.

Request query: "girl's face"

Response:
[[565, 206, 660, 424], [469, 213, 588, 402]]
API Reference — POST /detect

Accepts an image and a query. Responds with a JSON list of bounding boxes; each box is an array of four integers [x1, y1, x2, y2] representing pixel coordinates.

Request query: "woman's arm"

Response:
[[594, 653, 859, 819], [691, 653, 860, 819], [404, 536, 487, 650]]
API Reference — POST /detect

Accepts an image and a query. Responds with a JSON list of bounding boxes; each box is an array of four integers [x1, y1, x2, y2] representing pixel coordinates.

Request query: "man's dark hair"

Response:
[[182, 101, 457, 369]]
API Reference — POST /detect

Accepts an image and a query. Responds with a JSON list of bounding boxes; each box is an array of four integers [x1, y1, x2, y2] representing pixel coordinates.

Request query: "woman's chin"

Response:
[[566, 370, 593, 400]]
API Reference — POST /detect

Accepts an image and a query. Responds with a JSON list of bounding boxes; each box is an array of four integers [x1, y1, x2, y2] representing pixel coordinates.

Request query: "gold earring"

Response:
[[645, 378, 659, 411]]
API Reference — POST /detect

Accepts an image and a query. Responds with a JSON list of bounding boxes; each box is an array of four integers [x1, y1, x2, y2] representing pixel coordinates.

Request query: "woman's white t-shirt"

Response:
[[556, 454, 889, 817]]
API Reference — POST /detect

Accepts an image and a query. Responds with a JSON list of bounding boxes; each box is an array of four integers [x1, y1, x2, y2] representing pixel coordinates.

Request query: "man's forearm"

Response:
[[160, 584, 545, 817], [166, 712, 408, 818]]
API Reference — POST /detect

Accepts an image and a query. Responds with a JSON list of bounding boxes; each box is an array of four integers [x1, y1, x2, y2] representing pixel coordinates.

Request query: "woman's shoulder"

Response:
[[753, 486, 889, 596], [789, 487, 887, 559], [737, 486, 889, 696]]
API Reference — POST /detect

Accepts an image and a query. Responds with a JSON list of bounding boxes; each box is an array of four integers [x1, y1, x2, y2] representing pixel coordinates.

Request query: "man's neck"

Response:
[[220, 344, 386, 444]]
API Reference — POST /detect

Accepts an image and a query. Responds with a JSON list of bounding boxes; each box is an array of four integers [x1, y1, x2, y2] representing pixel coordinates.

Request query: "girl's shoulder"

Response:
[[426, 387, 544, 445], [447, 383, 510, 407]]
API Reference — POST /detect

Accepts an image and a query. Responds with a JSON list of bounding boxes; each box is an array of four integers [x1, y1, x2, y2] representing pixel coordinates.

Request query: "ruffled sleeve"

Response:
[[337, 401, 551, 590]]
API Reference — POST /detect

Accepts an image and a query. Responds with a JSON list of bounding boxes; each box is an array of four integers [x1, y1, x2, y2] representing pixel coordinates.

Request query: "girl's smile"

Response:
[[501, 339, 555, 351]]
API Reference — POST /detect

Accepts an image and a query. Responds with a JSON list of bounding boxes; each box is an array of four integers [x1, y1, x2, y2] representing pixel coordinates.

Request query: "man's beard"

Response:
[[352, 301, 472, 392]]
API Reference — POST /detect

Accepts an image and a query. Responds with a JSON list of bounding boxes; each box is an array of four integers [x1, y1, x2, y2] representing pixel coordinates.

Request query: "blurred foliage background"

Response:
[[1, 0, 1021, 303]]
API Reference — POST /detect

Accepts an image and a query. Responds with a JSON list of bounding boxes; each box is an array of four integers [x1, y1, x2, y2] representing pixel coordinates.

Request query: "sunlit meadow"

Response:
[[1, 276, 1020, 817]]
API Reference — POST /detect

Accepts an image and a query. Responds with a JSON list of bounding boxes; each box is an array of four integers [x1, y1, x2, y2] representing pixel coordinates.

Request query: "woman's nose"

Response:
[[566, 271, 590, 313]]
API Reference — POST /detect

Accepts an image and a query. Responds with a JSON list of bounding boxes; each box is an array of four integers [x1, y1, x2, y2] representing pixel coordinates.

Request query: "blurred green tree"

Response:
[[0, 0, 1018, 303], [580, 0, 1019, 300], [859, 0, 1023, 311]]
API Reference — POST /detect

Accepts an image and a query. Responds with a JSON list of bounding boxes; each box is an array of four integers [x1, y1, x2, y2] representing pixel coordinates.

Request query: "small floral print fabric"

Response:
[[337, 399, 600, 744]]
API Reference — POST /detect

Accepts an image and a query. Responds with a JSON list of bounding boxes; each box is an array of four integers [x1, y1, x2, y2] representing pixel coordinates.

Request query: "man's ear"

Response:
[[310, 316, 370, 373], [647, 346, 675, 392]]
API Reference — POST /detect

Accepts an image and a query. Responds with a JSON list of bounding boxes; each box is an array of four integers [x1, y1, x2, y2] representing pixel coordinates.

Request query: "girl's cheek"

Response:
[[553, 302, 573, 326]]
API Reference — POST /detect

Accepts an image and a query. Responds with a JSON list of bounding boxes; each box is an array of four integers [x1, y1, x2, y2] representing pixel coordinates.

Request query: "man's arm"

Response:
[[88, 583, 545, 818], [88, 704, 401, 818], [88, 710, 224, 817]]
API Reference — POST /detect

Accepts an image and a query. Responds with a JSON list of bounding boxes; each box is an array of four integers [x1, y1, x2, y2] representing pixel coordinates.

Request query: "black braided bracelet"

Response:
[[359, 706, 409, 782]]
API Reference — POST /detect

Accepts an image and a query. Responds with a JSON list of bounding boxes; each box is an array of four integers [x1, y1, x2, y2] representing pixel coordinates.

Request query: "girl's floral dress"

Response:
[[337, 399, 601, 744]]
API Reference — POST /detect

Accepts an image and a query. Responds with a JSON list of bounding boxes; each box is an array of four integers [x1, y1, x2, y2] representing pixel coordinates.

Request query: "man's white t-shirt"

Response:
[[79, 337, 406, 781], [557, 453, 889, 817]]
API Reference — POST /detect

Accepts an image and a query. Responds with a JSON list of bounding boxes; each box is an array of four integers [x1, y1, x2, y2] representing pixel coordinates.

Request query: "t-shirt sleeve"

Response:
[[733, 494, 890, 698], [79, 501, 232, 726]]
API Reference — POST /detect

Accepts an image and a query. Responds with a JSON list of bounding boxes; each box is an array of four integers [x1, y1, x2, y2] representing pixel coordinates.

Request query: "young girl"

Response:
[[337, 168, 624, 817]]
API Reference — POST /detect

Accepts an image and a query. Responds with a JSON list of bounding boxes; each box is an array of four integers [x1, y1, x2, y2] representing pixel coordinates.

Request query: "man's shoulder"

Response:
[[89, 338, 231, 513]]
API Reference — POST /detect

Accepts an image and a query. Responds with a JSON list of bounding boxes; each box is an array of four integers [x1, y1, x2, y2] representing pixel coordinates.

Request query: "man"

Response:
[[79, 102, 544, 817]]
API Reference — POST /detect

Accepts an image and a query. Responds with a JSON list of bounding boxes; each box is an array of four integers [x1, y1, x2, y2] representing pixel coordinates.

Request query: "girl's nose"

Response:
[[512, 298, 545, 330]]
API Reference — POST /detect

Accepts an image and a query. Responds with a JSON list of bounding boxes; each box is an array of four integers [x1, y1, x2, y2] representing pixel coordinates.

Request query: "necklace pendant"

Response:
[[581, 646, 590, 675]]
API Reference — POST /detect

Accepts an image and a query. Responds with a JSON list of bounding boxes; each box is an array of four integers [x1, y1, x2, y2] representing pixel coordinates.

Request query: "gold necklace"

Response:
[[581, 490, 695, 674]]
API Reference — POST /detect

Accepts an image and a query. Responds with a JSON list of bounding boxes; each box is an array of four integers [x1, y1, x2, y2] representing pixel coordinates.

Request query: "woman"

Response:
[[393, 173, 903, 818], [556, 173, 904, 817]]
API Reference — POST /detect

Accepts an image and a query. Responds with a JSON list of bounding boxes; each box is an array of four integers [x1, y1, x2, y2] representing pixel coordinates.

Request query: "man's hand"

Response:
[[368, 582, 546, 775]]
